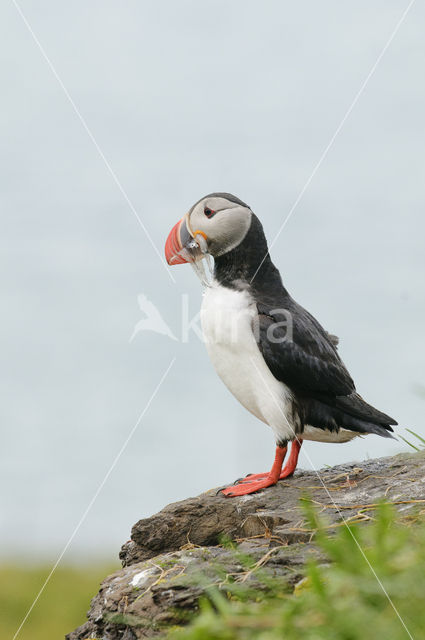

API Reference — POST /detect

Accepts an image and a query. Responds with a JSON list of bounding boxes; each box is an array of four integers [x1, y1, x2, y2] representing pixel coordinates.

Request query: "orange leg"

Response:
[[235, 439, 303, 484], [221, 445, 287, 497], [280, 439, 302, 478]]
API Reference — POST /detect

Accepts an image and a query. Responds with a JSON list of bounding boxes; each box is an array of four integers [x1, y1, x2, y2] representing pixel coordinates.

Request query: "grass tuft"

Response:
[[168, 499, 425, 639]]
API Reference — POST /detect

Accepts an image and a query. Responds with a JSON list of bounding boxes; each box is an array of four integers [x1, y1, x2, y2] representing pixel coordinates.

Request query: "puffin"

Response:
[[164, 193, 397, 497]]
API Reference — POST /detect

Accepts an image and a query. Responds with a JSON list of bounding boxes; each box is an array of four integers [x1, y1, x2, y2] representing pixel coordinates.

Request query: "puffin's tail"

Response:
[[335, 392, 397, 439], [303, 392, 397, 439], [336, 393, 397, 425], [338, 413, 396, 439]]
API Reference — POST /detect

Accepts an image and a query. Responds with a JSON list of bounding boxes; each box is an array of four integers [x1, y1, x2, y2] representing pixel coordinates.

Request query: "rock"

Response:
[[66, 451, 425, 640]]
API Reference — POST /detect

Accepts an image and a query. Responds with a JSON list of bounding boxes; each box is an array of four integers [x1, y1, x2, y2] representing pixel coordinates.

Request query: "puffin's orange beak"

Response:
[[165, 217, 188, 265], [165, 215, 207, 265]]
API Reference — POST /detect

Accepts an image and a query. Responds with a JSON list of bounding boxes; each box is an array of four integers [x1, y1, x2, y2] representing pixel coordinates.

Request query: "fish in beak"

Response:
[[165, 214, 208, 265]]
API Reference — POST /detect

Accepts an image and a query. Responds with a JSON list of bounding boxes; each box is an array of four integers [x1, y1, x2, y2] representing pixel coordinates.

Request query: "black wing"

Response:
[[255, 299, 355, 400], [255, 298, 397, 431]]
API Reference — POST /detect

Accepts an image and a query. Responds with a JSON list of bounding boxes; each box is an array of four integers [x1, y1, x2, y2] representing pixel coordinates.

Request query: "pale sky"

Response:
[[0, 0, 424, 560]]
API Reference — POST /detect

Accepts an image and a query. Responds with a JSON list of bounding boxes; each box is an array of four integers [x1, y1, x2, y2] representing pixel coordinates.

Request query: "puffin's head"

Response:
[[165, 193, 252, 265]]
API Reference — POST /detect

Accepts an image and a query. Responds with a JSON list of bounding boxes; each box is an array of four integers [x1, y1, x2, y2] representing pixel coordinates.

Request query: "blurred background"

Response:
[[1, 1, 424, 637]]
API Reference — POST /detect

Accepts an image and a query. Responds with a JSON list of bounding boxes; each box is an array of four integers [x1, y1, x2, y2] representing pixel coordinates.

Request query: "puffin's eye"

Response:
[[204, 207, 215, 218]]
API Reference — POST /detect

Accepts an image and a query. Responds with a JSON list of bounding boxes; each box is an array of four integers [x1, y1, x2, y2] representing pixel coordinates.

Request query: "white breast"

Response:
[[200, 282, 295, 443], [200, 281, 360, 446]]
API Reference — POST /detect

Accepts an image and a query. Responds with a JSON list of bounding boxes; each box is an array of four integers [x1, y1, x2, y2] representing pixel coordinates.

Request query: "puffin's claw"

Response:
[[219, 445, 291, 497], [237, 472, 268, 483], [221, 475, 278, 497]]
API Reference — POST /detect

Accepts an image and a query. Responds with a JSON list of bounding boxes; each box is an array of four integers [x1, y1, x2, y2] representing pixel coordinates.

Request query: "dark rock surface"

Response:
[[66, 451, 425, 640]]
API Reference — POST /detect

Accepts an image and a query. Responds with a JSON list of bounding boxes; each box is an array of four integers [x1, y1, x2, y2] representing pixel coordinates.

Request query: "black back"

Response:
[[214, 212, 397, 437]]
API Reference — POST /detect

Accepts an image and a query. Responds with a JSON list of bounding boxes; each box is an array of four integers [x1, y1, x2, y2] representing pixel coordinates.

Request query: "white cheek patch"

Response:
[[190, 203, 252, 258], [212, 210, 252, 256]]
